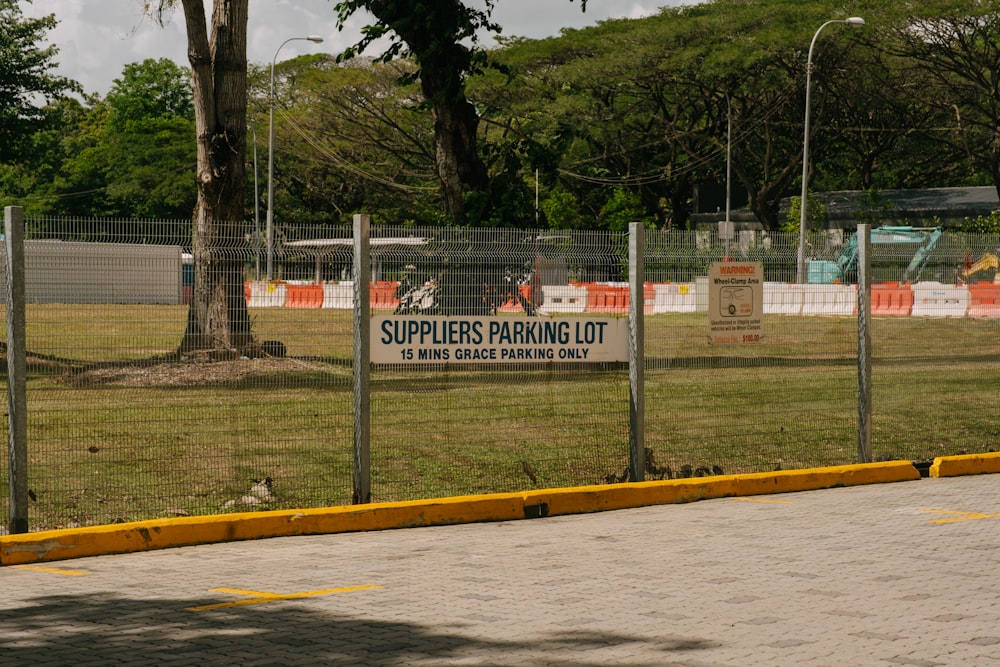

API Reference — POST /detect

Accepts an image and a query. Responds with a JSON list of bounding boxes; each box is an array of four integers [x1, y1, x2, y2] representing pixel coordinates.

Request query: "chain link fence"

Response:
[[1, 214, 998, 531]]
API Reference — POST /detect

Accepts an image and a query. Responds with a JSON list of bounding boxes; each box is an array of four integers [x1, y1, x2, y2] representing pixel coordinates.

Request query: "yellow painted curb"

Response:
[[527, 461, 921, 516], [0, 494, 526, 566], [929, 452, 1000, 478], [0, 461, 919, 566]]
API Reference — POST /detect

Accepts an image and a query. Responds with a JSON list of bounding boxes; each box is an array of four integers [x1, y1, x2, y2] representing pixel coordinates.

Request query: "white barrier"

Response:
[[323, 282, 354, 309], [246, 281, 286, 308], [652, 283, 696, 313], [695, 276, 709, 312], [910, 282, 970, 317], [764, 283, 803, 316], [800, 284, 857, 316], [537, 285, 588, 314], [242, 280, 973, 319]]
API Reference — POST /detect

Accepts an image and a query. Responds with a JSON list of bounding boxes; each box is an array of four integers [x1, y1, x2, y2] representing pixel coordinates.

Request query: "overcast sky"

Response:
[[22, 0, 683, 97]]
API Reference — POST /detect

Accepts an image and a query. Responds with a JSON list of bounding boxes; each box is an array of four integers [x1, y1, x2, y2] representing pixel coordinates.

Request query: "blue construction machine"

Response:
[[807, 226, 942, 284]]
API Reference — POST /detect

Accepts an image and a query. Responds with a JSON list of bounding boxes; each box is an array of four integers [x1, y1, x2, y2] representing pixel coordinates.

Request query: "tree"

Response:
[[50, 59, 197, 219], [467, 19, 675, 229], [101, 59, 197, 219], [0, 0, 79, 164], [876, 5, 1000, 200], [151, 0, 252, 355], [105, 58, 194, 130], [332, 0, 588, 224], [0, 2, 85, 215], [613, 0, 867, 230], [687, 1, 865, 230], [254, 56, 443, 227], [474, 1, 875, 230]]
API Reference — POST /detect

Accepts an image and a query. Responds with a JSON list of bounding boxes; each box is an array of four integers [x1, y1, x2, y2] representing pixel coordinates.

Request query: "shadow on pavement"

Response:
[[0, 592, 718, 665]]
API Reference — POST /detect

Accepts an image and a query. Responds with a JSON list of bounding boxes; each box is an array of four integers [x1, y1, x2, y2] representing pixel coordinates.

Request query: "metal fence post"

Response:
[[353, 213, 372, 503], [5, 206, 29, 533], [857, 224, 872, 463], [628, 222, 645, 482]]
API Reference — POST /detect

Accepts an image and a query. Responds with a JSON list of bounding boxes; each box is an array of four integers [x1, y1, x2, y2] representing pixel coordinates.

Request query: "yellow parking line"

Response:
[[209, 587, 283, 599], [921, 509, 1000, 524], [11, 564, 90, 576], [187, 584, 383, 612]]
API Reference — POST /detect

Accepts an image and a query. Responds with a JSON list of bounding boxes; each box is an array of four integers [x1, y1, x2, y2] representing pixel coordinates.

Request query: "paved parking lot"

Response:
[[2, 473, 999, 665]]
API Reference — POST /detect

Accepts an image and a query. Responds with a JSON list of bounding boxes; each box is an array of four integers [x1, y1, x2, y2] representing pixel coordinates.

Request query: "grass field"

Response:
[[2, 305, 998, 530]]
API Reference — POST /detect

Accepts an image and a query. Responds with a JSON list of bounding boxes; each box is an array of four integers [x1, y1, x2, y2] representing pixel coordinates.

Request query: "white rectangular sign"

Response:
[[708, 262, 764, 344], [371, 316, 629, 364]]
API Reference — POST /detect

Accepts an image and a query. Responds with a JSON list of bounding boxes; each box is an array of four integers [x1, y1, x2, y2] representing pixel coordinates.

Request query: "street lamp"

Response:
[[266, 35, 324, 282], [796, 17, 865, 284], [251, 125, 260, 280]]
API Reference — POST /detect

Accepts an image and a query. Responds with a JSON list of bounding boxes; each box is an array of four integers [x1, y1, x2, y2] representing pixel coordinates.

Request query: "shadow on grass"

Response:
[[0, 592, 718, 665]]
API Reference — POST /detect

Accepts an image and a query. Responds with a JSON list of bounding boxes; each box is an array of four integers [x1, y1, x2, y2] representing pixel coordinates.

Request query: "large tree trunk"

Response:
[[367, 1, 489, 222], [420, 61, 488, 221], [177, 0, 253, 353], [431, 98, 485, 219]]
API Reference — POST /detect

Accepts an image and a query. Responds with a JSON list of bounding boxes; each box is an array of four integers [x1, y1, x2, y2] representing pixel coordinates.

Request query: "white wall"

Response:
[[0, 241, 183, 304]]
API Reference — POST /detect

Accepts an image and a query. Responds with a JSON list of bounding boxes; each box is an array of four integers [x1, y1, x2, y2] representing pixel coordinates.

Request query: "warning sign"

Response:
[[708, 262, 763, 344]]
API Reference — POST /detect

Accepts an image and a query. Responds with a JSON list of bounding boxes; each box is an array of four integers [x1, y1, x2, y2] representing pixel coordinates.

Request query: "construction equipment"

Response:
[[394, 263, 536, 316], [959, 252, 999, 283], [807, 226, 942, 284], [394, 274, 441, 315]]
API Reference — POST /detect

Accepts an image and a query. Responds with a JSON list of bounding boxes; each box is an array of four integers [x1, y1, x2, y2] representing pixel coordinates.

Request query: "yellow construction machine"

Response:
[[960, 252, 999, 283]]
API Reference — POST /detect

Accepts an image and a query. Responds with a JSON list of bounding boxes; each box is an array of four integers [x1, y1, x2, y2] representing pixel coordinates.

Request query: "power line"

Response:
[[277, 108, 437, 193]]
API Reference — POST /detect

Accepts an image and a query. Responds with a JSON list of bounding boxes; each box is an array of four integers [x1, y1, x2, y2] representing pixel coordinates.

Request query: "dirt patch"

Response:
[[63, 357, 332, 388]]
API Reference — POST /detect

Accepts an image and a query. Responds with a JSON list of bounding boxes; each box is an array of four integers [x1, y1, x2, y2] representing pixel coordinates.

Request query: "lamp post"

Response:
[[724, 93, 732, 259], [251, 125, 260, 280], [796, 17, 865, 284], [266, 35, 324, 282]]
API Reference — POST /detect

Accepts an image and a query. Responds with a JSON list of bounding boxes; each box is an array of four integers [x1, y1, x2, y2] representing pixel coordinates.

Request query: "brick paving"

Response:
[[2, 474, 999, 665]]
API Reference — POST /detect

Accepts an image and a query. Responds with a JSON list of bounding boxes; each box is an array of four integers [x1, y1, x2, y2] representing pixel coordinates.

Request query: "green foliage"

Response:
[[598, 187, 649, 232], [333, 0, 500, 75], [463, 170, 535, 228], [10, 0, 1000, 232], [0, 25, 196, 218], [855, 188, 897, 227], [332, 1, 513, 220], [28, 59, 196, 218], [100, 116, 197, 218], [467, 132, 567, 227], [256, 57, 442, 227], [782, 195, 828, 233], [105, 58, 193, 131], [870, 5, 1000, 198], [965, 210, 1000, 234], [0, 0, 80, 163], [541, 189, 586, 230]]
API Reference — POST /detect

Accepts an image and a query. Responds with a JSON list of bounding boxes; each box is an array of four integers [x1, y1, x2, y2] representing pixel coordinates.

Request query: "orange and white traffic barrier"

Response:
[[651, 283, 696, 314], [967, 282, 1000, 318], [763, 283, 803, 316], [870, 282, 913, 316], [537, 285, 589, 314], [285, 283, 323, 309], [800, 284, 857, 316], [245, 280, 287, 308], [322, 282, 354, 309], [910, 282, 969, 317], [371, 281, 400, 311]]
